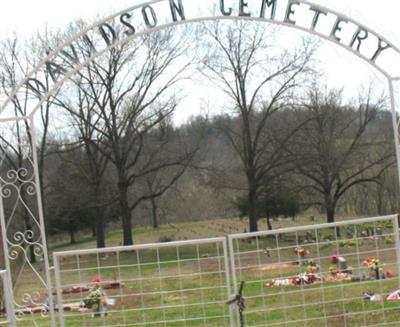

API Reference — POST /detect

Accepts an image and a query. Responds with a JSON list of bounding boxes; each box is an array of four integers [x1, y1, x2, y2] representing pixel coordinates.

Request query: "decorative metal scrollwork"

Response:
[[0, 134, 51, 325]]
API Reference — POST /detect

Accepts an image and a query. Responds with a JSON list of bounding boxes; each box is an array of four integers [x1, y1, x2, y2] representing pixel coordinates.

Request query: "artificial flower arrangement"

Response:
[[362, 257, 387, 280], [84, 276, 108, 317], [84, 285, 103, 309]]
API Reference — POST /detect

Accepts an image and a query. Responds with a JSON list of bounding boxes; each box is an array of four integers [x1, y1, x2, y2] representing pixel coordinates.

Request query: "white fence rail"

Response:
[[0, 270, 15, 326], [54, 237, 233, 327], [228, 215, 400, 327]]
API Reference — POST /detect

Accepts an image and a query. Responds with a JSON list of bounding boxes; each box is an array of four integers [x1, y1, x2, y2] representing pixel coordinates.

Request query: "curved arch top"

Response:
[[1, 0, 400, 119]]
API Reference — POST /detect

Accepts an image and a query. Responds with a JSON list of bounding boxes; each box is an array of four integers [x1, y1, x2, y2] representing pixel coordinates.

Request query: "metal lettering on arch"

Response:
[[3, 0, 400, 116], [1, 0, 400, 326]]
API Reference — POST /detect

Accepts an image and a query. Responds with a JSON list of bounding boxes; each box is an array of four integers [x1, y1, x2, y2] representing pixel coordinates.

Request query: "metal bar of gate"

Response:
[[0, 270, 16, 327], [393, 216, 400, 286], [228, 235, 240, 326]]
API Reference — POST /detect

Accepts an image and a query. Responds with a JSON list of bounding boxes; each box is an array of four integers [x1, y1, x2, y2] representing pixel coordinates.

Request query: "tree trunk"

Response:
[[23, 220, 36, 264], [151, 198, 159, 229], [20, 183, 36, 264], [266, 215, 273, 231], [69, 230, 76, 244], [28, 245, 36, 264], [246, 164, 259, 232], [122, 212, 133, 246], [327, 206, 335, 223], [96, 213, 106, 248], [326, 203, 340, 237], [92, 182, 106, 248], [91, 225, 96, 237], [119, 181, 133, 246], [376, 183, 384, 215], [22, 210, 36, 263], [248, 187, 258, 232]]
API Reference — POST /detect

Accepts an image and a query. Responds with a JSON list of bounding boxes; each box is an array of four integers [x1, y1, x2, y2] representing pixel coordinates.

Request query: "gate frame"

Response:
[[53, 237, 234, 327], [227, 214, 400, 326], [0, 1, 400, 326]]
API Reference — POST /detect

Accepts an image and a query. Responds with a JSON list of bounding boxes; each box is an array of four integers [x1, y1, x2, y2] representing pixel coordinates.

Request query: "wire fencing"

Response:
[[228, 215, 400, 327], [52, 215, 400, 327], [54, 237, 233, 327]]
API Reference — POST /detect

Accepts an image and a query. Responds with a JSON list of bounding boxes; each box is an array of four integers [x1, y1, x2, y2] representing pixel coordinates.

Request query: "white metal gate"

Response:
[[53, 237, 234, 327], [228, 215, 400, 327], [52, 215, 400, 327]]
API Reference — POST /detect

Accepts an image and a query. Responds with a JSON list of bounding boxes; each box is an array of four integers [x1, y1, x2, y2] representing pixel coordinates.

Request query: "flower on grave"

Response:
[[363, 257, 385, 279], [363, 257, 380, 270], [92, 276, 102, 283], [294, 247, 309, 258], [85, 285, 103, 308], [306, 261, 319, 273], [329, 266, 337, 274]]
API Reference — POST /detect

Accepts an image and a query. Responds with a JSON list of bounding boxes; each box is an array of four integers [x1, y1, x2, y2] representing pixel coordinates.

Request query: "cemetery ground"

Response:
[[12, 216, 400, 326]]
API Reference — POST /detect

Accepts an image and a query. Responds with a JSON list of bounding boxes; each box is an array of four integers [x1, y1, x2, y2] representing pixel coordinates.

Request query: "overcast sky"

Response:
[[0, 0, 398, 41], [0, 0, 399, 122]]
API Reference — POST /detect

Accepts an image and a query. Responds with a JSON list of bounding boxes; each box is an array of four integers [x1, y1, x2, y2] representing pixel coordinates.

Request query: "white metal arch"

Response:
[[1, 1, 400, 326]]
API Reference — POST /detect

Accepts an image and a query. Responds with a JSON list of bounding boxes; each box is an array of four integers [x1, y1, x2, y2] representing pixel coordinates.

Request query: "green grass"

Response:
[[12, 216, 400, 326]]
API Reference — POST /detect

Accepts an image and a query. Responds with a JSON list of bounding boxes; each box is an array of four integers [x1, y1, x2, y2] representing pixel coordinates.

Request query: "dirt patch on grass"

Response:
[[255, 263, 296, 271], [166, 294, 188, 301]]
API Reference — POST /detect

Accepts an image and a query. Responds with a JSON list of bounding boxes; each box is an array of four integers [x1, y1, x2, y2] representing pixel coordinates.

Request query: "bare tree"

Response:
[[55, 77, 112, 248], [289, 87, 394, 224], [54, 24, 196, 245], [198, 21, 315, 232], [46, 148, 93, 244], [142, 118, 176, 229]]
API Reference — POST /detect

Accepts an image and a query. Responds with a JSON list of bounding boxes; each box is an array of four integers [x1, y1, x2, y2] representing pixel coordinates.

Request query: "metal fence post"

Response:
[[227, 235, 240, 326], [53, 253, 65, 327], [0, 270, 16, 327]]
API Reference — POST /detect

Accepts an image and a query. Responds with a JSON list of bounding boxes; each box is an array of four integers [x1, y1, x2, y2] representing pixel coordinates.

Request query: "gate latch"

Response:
[[227, 281, 245, 326]]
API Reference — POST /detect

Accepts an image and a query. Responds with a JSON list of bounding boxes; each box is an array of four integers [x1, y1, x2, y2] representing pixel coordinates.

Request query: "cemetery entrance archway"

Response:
[[1, 1, 400, 326]]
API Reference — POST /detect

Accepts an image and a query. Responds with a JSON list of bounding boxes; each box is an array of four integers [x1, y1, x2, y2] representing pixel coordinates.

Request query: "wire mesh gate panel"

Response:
[[0, 270, 15, 326], [54, 238, 233, 327], [228, 215, 400, 327]]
